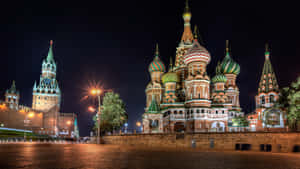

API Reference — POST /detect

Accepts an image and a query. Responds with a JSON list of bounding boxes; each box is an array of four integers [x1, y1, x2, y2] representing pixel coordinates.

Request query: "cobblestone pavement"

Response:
[[0, 143, 300, 169]]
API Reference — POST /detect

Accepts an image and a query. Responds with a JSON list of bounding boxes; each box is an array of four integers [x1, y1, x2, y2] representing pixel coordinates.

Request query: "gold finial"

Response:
[[193, 25, 198, 39], [169, 56, 173, 71], [265, 42, 269, 52], [185, 0, 189, 12], [155, 43, 159, 56], [226, 40, 229, 53]]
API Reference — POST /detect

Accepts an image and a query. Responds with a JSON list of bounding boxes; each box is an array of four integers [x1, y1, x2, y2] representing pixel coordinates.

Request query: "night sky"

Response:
[[0, 0, 299, 136]]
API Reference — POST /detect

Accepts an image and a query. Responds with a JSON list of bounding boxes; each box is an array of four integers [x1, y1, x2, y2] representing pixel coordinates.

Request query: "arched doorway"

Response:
[[211, 121, 225, 132]]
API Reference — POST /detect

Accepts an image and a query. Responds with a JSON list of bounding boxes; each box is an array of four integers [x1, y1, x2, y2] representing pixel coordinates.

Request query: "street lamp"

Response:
[[136, 121, 141, 133], [24, 112, 35, 141], [90, 88, 102, 144]]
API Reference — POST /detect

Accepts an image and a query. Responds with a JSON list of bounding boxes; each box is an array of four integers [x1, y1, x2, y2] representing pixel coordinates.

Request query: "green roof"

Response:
[[47, 40, 54, 61], [258, 44, 279, 93], [220, 40, 240, 75], [146, 96, 160, 113]]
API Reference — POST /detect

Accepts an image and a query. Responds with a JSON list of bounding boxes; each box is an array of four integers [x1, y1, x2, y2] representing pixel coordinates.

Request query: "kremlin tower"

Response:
[[32, 40, 61, 112]]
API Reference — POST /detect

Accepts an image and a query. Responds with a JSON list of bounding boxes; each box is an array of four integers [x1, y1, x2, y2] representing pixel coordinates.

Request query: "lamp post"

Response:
[[136, 121, 141, 133], [90, 89, 102, 144]]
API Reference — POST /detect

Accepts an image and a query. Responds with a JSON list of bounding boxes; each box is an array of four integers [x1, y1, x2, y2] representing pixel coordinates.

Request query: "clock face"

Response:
[[43, 78, 51, 85]]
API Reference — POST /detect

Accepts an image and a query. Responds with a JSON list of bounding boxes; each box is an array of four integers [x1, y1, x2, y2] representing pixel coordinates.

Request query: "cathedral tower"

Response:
[[255, 43, 279, 108], [183, 38, 211, 107], [32, 40, 61, 112], [145, 44, 165, 108], [220, 40, 241, 110], [5, 80, 20, 109]]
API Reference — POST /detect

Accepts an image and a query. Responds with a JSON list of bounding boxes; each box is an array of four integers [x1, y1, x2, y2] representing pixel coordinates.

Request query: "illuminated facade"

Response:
[[0, 41, 79, 138], [247, 44, 286, 131], [143, 2, 244, 133]]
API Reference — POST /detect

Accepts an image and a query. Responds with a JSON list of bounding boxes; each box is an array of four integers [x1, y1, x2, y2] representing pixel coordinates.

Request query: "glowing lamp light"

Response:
[[66, 120, 72, 125], [88, 106, 96, 112], [124, 123, 128, 127], [90, 89, 101, 96], [28, 112, 35, 118], [136, 122, 141, 127]]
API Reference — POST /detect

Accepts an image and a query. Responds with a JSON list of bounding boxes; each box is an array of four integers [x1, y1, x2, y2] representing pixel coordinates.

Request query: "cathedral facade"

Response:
[[142, 3, 244, 133]]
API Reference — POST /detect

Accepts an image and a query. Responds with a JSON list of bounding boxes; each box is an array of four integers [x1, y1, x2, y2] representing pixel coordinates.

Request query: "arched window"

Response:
[[260, 96, 265, 104], [174, 111, 177, 115], [179, 111, 183, 114], [201, 109, 205, 113], [216, 111, 218, 114], [222, 110, 225, 114], [196, 109, 200, 113]]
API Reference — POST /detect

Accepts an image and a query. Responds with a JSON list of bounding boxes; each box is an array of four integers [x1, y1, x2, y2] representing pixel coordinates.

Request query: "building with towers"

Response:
[[247, 44, 286, 131], [0, 41, 79, 138], [142, 1, 244, 133]]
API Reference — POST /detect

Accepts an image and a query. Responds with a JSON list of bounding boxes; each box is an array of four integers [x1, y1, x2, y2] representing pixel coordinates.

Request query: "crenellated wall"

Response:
[[102, 132, 300, 153]]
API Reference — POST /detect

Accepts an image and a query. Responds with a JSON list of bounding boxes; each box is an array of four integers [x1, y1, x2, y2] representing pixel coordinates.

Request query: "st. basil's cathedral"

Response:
[[142, 2, 285, 133]]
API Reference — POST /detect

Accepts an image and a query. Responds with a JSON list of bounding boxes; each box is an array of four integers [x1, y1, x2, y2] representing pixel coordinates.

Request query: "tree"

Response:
[[93, 92, 127, 133], [285, 77, 300, 129], [232, 116, 249, 127]]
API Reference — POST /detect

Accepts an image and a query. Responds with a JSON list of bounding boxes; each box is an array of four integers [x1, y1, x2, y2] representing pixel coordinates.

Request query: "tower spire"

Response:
[[169, 56, 173, 71], [225, 40, 230, 56], [193, 25, 198, 40], [155, 43, 159, 57], [181, 0, 193, 43], [47, 40, 54, 61], [265, 42, 270, 59]]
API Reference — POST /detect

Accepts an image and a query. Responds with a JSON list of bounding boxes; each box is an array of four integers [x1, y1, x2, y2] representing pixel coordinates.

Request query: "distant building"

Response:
[[0, 41, 79, 138], [247, 44, 286, 131], [142, 2, 244, 133]]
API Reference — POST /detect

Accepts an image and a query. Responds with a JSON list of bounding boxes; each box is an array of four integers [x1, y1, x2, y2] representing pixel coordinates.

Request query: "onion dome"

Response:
[[220, 40, 240, 75], [162, 57, 179, 84], [183, 38, 210, 65], [148, 44, 166, 73], [212, 63, 227, 83], [162, 72, 179, 84]]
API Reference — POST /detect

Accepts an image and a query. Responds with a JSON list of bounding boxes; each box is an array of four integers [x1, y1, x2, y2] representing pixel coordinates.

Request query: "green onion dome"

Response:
[[148, 44, 166, 73], [162, 72, 179, 84], [212, 74, 227, 83], [220, 52, 240, 75]]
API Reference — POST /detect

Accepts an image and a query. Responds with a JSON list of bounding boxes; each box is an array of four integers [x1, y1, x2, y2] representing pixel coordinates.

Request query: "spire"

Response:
[[155, 43, 159, 57], [7, 80, 18, 94], [258, 43, 279, 94], [181, 0, 193, 43], [184, 0, 190, 14], [265, 42, 270, 59], [225, 40, 230, 57], [47, 40, 54, 61], [193, 25, 198, 40], [169, 56, 173, 71], [147, 93, 160, 113]]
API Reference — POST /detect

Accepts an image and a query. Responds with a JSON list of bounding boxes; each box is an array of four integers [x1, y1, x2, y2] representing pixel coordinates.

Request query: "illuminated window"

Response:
[[269, 95, 275, 103], [260, 96, 265, 104]]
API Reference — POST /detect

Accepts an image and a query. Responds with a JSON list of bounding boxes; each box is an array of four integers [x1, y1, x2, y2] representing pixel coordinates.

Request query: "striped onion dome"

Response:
[[183, 40, 211, 65], [162, 72, 179, 84], [212, 63, 227, 83], [148, 44, 166, 73], [220, 52, 240, 75]]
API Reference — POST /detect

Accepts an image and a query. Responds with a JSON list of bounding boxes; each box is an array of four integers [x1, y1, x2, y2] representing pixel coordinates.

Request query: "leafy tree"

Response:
[[285, 77, 300, 129], [93, 92, 127, 133]]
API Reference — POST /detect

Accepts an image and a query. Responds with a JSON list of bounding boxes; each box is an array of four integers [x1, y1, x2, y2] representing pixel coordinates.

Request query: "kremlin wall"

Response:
[[102, 132, 300, 153]]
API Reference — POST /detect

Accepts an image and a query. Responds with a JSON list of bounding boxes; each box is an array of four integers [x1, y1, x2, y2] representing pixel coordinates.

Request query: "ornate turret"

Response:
[[212, 63, 227, 84], [220, 40, 240, 75], [32, 40, 61, 112], [147, 95, 160, 113], [258, 43, 279, 94], [148, 44, 166, 73], [162, 57, 179, 103], [181, 0, 194, 44], [5, 80, 20, 109]]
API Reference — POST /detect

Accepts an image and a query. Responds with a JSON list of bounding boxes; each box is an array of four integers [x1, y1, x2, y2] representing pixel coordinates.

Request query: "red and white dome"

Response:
[[183, 40, 211, 65]]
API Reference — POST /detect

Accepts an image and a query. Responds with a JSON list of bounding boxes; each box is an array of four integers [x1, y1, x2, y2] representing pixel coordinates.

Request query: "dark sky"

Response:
[[0, 0, 299, 136]]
